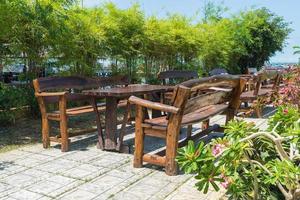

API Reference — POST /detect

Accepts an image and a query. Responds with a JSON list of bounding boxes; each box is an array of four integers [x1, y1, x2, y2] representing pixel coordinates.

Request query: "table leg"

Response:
[[90, 97, 104, 150], [116, 101, 130, 152], [105, 96, 117, 150]]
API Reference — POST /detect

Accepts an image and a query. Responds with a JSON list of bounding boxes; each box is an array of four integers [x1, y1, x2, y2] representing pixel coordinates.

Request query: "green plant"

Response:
[[177, 106, 300, 200], [275, 67, 300, 108], [0, 83, 37, 125]]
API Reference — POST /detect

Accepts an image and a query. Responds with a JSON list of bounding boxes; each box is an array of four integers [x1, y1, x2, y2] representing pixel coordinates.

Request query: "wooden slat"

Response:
[[51, 128, 98, 140], [184, 91, 230, 114], [47, 114, 60, 121], [50, 136, 62, 143], [35, 75, 129, 92], [144, 128, 166, 138], [129, 96, 179, 113], [143, 154, 166, 166], [156, 124, 220, 156], [144, 104, 228, 127], [181, 104, 228, 126], [181, 74, 241, 91], [240, 88, 272, 101], [48, 101, 126, 118]]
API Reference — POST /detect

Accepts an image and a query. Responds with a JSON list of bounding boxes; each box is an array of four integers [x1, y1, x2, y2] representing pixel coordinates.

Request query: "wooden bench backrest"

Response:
[[180, 75, 245, 115], [254, 70, 281, 95], [33, 75, 129, 92], [158, 70, 198, 85]]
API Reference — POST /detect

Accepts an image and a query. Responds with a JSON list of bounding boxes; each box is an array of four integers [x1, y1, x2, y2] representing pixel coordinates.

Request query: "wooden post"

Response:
[[59, 95, 69, 152], [33, 79, 50, 148], [227, 78, 246, 124], [39, 98, 50, 148], [134, 104, 144, 168], [165, 86, 190, 175], [105, 96, 118, 150]]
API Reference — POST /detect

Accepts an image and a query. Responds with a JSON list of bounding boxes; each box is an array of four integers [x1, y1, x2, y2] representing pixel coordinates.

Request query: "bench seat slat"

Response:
[[144, 104, 228, 127], [240, 88, 273, 101], [48, 101, 127, 117]]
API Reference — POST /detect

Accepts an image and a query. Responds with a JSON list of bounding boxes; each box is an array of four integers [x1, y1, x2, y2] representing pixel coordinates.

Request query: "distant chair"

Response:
[[157, 70, 198, 117], [209, 68, 228, 76], [246, 68, 258, 75], [158, 70, 198, 85]]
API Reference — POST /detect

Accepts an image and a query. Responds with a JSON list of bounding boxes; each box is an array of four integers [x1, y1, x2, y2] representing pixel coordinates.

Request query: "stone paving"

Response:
[[0, 112, 272, 200]]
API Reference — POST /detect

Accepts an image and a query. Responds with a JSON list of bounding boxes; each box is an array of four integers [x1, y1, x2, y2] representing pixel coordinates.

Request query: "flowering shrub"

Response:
[[275, 67, 300, 107], [177, 106, 300, 200]]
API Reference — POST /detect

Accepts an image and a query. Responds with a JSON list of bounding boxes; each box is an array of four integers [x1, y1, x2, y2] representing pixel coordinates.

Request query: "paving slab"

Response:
[[0, 114, 270, 199]]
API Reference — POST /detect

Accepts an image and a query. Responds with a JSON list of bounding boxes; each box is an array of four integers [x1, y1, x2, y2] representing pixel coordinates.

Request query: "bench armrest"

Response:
[[35, 91, 68, 97], [129, 96, 179, 114]]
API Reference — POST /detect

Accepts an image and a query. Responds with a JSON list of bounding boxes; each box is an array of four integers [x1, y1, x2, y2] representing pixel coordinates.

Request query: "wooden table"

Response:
[[84, 84, 173, 152]]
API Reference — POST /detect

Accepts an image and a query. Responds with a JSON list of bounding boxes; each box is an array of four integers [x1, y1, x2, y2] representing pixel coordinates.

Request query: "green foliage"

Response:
[[268, 105, 300, 134], [0, 83, 37, 125], [233, 8, 291, 73], [177, 106, 300, 199], [0, 1, 291, 78]]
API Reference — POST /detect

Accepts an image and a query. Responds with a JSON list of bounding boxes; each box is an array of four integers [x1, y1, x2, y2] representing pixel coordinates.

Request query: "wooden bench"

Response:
[[239, 70, 281, 117], [33, 75, 129, 152], [158, 70, 198, 103], [129, 75, 245, 175]]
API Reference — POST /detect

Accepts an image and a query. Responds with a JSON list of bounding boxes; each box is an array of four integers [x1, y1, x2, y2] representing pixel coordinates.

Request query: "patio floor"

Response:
[[0, 110, 273, 200]]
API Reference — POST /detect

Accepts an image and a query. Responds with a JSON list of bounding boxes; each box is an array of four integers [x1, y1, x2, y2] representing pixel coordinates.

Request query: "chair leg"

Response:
[[202, 119, 210, 130], [133, 129, 144, 168], [60, 116, 69, 152], [42, 116, 50, 148], [165, 131, 179, 176], [134, 105, 144, 168], [186, 125, 192, 140], [255, 106, 262, 118], [225, 109, 235, 125]]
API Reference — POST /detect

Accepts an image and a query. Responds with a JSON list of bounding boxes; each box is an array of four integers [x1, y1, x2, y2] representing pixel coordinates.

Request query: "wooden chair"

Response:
[[158, 70, 198, 85], [157, 70, 199, 132], [239, 70, 281, 117], [157, 70, 198, 107], [129, 75, 245, 175], [33, 75, 129, 152], [208, 68, 228, 76]]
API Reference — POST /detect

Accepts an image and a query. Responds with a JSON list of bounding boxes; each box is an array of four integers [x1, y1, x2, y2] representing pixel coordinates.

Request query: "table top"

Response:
[[83, 84, 174, 97]]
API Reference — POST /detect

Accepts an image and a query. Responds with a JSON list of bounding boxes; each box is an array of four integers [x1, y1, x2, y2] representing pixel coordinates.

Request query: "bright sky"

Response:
[[84, 0, 300, 63]]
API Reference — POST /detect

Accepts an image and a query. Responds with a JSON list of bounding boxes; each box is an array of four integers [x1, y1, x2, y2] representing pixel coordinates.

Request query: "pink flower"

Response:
[[212, 144, 225, 157], [220, 176, 231, 189], [221, 180, 230, 189], [283, 109, 289, 114]]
